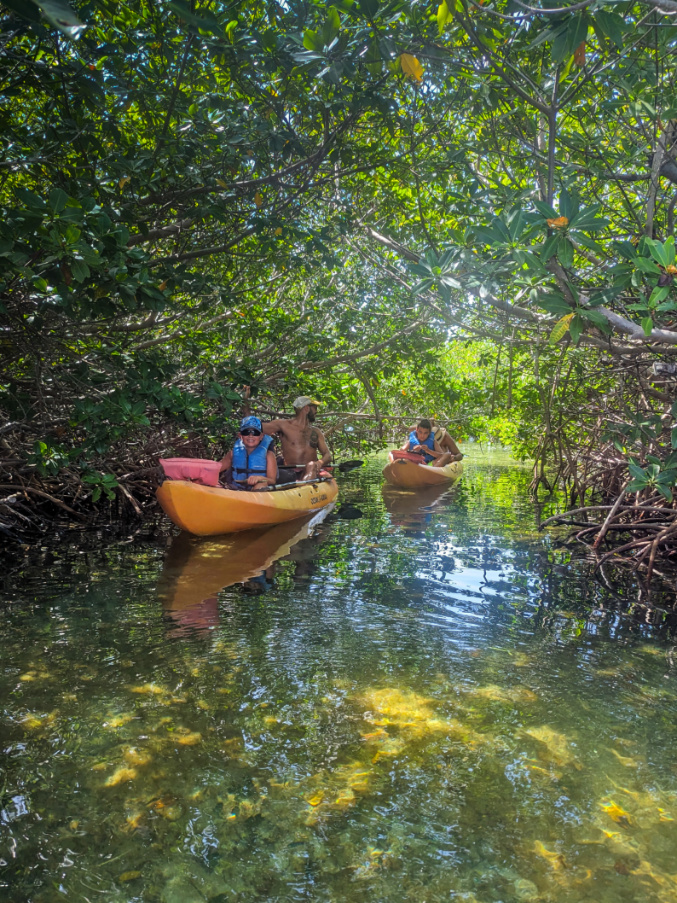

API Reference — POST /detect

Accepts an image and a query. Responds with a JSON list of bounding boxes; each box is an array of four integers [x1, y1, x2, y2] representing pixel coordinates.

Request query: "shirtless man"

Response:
[[262, 396, 332, 482]]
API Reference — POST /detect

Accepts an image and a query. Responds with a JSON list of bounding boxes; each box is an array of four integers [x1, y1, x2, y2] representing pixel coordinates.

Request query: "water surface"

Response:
[[2, 448, 677, 902]]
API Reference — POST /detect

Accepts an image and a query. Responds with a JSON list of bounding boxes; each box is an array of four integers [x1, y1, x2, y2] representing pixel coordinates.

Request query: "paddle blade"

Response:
[[337, 460, 363, 472]]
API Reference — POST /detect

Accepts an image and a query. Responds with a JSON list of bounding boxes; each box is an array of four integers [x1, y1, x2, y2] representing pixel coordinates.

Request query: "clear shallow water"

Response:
[[3, 449, 677, 902]]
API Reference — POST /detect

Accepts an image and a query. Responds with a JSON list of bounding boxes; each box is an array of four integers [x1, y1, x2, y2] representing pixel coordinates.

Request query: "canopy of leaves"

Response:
[[1, 0, 677, 491]]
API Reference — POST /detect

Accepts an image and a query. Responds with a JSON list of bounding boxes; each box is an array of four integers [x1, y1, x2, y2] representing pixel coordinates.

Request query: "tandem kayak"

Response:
[[382, 452, 463, 489], [157, 477, 338, 536]]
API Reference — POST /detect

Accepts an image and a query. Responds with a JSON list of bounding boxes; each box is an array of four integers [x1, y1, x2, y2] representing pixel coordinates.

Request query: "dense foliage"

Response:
[[2, 0, 677, 526]]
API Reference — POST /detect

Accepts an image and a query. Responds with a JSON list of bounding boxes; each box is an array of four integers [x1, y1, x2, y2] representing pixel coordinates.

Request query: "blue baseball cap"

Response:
[[240, 416, 262, 431]]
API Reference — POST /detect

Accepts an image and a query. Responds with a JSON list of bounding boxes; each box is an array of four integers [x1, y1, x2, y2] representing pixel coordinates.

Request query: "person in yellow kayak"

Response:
[[263, 396, 332, 483], [401, 419, 456, 467], [218, 416, 278, 490], [406, 419, 463, 462]]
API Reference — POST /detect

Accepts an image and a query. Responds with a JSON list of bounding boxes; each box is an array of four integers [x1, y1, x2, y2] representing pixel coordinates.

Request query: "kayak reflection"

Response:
[[382, 484, 451, 530], [158, 504, 335, 631]]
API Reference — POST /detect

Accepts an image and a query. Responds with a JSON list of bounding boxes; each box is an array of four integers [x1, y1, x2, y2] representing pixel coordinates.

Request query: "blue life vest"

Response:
[[231, 434, 274, 482], [407, 430, 435, 463]]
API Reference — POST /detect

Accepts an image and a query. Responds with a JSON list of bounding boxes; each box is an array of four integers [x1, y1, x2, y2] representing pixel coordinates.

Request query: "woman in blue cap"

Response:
[[218, 416, 278, 490]]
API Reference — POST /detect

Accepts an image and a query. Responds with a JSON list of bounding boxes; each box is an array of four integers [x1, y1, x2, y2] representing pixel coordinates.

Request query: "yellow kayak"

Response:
[[157, 477, 338, 536], [382, 453, 462, 489]]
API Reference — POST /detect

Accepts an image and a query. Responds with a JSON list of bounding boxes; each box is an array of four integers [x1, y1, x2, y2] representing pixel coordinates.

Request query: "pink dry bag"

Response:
[[159, 458, 221, 487]]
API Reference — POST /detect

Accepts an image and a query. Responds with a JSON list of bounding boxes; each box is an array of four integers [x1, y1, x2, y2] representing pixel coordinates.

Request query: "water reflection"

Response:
[[158, 505, 335, 631], [5, 451, 677, 902], [382, 484, 453, 531]]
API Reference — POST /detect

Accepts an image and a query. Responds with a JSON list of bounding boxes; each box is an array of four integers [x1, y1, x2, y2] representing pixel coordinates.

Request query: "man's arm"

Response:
[[315, 430, 332, 467], [262, 419, 287, 436], [266, 450, 278, 485]]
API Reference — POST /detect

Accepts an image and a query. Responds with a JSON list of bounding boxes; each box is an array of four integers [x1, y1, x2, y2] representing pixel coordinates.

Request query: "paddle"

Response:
[[331, 460, 364, 473], [269, 459, 364, 476], [232, 460, 363, 490]]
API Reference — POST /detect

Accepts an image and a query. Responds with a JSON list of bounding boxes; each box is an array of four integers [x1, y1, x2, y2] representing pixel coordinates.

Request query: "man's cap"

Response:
[[293, 396, 320, 410], [240, 415, 262, 431]]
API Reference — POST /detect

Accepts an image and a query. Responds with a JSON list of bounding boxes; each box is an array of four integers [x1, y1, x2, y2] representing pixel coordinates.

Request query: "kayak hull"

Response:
[[382, 454, 462, 489], [157, 478, 338, 536]]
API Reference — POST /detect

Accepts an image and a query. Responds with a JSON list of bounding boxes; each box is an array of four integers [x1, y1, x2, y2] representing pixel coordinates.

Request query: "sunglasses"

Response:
[[241, 429, 262, 437]]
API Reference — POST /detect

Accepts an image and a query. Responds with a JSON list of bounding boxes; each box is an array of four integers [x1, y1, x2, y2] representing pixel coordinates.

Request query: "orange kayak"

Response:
[[382, 452, 462, 489], [157, 477, 338, 536]]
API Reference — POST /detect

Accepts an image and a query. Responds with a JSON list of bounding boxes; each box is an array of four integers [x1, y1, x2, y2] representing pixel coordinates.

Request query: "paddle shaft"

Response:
[[233, 476, 333, 491]]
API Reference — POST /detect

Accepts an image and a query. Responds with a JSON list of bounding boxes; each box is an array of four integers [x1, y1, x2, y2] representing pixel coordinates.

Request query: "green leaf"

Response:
[[64, 224, 81, 244], [437, 0, 452, 33], [574, 234, 606, 255], [648, 285, 670, 307], [594, 9, 624, 49], [539, 294, 572, 316], [540, 233, 560, 262], [628, 461, 646, 480], [566, 16, 588, 61], [647, 238, 670, 269], [626, 479, 649, 492], [71, 259, 90, 282], [325, 6, 340, 38], [556, 237, 574, 269], [641, 316, 653, 337], [569, 313, 584, 344], [559, 187, 579, 222], [16, 187, 46, 210], [364, 39, 382, 75], [655, 482, 674, 501], [49, 188, 68, 214], [167, 0, 223, 35], [303, 29, 321, 51], [358, 0, 379, 17], [635, 257, 662, 276], [533, 199, 559, 219], [581, 308, 611, 333]]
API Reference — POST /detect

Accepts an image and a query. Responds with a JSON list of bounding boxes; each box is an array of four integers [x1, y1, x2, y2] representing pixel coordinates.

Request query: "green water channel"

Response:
[[3, 448, 677, 902]]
